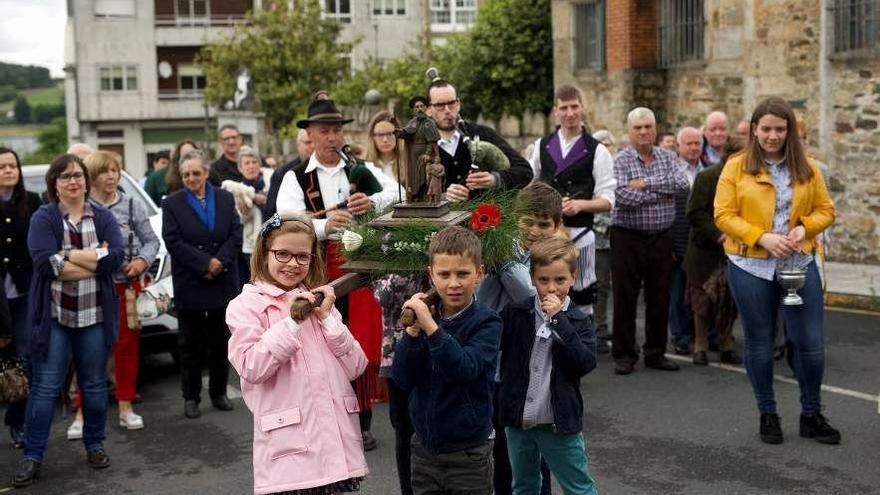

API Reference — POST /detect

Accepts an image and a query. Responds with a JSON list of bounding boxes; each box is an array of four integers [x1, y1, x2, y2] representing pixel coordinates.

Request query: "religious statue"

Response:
[[425, 153, 445, 204], [396, 95, 441, 202]]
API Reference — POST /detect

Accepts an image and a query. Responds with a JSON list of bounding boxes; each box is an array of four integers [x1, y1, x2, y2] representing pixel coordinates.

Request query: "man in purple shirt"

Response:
[[610, 107, 689, 375]]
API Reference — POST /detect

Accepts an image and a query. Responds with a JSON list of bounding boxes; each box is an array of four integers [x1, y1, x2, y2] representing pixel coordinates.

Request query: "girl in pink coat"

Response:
[[226, 213, 368, 494]]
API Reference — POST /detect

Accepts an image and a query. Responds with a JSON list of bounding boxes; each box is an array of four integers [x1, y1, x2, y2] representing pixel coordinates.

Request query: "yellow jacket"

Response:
[[713, 153, 835, 259]]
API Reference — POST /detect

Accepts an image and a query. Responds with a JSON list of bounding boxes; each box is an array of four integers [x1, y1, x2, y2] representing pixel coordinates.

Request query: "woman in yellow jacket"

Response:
[[714, 97, 838, 446]]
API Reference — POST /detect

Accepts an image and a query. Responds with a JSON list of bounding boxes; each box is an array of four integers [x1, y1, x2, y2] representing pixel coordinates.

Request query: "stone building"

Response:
[[552, 0, 880, 263]]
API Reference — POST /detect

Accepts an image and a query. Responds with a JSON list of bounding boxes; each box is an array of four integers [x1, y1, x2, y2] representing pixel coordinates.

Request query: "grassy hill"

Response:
[[0, 82, 64, 114]]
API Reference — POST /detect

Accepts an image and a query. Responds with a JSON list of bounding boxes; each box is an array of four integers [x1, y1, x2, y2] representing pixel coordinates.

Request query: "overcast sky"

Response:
[[0, 0, 66, 77]]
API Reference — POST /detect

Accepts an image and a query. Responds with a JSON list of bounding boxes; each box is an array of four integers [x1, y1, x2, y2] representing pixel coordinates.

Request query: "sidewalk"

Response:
[[824, 261, 880, 312]]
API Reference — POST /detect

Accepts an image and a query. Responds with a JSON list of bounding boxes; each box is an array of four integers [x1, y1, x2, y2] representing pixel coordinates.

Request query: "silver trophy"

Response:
[[777, 269, 807, 305]]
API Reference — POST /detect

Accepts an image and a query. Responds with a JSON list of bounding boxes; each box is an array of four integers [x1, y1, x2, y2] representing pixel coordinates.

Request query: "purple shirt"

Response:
[[612, 146, 689, 233]]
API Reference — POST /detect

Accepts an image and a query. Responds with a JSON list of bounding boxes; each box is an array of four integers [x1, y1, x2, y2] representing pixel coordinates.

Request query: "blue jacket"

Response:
[[161, 187, 242, 310], [497, 297, 597, 435], [391, 302, 502, 454], [26, 203, 125, 362]]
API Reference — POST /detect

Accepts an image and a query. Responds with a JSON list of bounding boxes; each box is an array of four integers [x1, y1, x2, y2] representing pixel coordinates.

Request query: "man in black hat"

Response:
[[275, 97, 399, 239], [427, 80, 532, 201]]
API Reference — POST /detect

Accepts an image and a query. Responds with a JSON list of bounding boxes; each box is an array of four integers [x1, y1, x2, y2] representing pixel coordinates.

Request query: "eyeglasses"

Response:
[[430, 99, 459, 110], [373, 132, 396, 140], [269, 250, 313, 265], [58, 172, 85, 182]]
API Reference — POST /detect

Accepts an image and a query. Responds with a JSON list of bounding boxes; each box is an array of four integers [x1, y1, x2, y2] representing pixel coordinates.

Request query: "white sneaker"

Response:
[[119, 411, 144, 430], [66, 419, 83, 440]]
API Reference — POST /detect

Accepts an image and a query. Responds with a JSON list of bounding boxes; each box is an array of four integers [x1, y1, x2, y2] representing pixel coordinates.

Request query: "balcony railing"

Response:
[[158, 89, 205, 100], [154, 14, 247, 27]]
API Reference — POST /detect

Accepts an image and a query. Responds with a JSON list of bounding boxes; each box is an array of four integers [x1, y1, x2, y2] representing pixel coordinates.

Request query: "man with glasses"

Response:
[[212, 124, 245, 183], [427, 80, 532, 201]]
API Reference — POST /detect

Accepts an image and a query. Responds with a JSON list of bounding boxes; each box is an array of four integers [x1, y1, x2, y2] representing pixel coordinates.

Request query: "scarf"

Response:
[[185, 185, 216, 232]]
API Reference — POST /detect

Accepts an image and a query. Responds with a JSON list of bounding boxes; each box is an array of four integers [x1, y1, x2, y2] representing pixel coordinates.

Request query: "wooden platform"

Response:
[[369, 209, 470, 229]]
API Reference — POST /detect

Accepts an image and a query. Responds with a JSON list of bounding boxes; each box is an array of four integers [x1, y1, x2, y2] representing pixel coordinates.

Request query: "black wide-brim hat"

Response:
[[296, 98, 354, 129], [408, 95, 428, 109]]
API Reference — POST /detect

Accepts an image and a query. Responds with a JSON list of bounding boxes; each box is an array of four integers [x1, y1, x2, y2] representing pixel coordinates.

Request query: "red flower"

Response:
[[470, 203, 502, 232]]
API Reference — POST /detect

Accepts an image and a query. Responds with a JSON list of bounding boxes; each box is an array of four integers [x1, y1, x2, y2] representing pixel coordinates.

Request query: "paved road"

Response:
[[1, 308, 877, 494]]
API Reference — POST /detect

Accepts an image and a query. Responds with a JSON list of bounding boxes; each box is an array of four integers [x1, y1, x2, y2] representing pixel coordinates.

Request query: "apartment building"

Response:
[[64, 0, 480, 178]]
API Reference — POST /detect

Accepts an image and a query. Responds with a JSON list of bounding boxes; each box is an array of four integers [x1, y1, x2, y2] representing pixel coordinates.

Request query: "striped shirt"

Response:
[[522, 296, 572, 428], [49, 203, 103, 328], [612, 146, 689, 233]]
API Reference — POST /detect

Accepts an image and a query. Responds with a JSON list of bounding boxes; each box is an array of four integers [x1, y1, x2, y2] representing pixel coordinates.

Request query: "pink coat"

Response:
[[226, 280, 369, 494]]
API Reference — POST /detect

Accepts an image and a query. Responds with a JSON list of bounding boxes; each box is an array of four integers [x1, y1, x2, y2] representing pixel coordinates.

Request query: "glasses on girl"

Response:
[[269, 250, 313, 265]]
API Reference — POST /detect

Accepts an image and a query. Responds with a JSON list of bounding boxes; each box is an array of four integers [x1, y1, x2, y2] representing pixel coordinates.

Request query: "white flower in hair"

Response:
[[341, 230, 364, 252]]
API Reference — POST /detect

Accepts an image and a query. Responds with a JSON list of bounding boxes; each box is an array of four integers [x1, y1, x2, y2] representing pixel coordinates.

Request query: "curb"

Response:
[[824, 292, 880, 313]]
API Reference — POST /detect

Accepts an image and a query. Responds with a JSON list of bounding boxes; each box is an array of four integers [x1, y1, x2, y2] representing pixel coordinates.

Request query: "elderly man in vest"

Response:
[[527, 84, 616, 341], [276, 96, 400, 451]]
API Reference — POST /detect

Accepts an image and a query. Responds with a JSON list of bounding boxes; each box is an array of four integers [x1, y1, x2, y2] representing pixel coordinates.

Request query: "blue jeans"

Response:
[[727, 261, 825, 415], [506, 426, 598, 495], [668, 258, 693, 350], [24, 321, 109, 462]]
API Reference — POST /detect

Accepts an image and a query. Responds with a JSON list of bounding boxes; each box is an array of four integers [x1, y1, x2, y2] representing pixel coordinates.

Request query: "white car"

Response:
[[22, 164, 179, 360]]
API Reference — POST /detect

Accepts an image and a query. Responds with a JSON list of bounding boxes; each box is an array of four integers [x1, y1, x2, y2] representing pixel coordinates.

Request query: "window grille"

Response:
[[658, 0, 704, 68], [830, 0, 879, 53], [572, 1, 605, 70]]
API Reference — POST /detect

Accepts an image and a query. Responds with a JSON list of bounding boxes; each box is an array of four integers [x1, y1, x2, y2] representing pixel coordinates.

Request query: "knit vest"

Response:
[[539, 128, 600, 229]]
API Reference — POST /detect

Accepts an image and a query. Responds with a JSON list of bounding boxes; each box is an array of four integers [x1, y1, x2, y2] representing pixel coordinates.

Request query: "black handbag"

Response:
[[0, 354, 29, 403]]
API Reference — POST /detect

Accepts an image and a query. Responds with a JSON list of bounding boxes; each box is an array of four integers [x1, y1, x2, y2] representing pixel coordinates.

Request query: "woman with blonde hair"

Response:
[[714, 97, 838, 445]]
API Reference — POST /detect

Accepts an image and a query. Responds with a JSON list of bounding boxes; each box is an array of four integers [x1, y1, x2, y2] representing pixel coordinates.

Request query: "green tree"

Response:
[[197, 0, 356, 137], [13, 96, 31, 124], [334, 0, 552, 121], [23, 117, 68, 165]]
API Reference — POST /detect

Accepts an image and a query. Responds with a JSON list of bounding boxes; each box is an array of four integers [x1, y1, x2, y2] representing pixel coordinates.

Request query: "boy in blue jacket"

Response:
[[392, 225, 502, 494], [498, 237, 599, 494]]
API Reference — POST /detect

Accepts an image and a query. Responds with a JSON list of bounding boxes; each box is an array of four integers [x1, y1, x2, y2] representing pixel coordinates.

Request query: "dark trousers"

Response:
[[4, 296, 29, 429], [388, 378, 414, 495], [594, 248, 612, 339], [668, 257, 694, 351], [610, 226, 674, 362], [177, 308, 230, 402], [411, 436, 494, 495]]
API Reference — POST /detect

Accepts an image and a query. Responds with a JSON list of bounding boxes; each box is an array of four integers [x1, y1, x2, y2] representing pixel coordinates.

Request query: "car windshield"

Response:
[[22, 166, 158, 216]]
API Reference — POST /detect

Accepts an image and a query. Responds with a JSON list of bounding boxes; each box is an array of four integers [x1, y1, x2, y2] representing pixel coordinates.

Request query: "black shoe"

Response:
[[184, 400, 201, 419], [614, 360, 635, 375], [596, 337, 610, 354], [672, 345, 691, 356], [644, 356, 680, 371], [9, 426, 24, 449], [86, 448, 111, 469], [692, 351, 708, 366], [720, 350, 743, 365], [12, 458, 41, 487], [362, 431, 378, 451], [800, 414, 841, 445], [211, 395, 234, 411], [760, 413, 784, 444]]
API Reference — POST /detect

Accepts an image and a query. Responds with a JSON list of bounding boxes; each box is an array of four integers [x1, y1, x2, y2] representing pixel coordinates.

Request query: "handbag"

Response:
[[0, 355, 29, 403]]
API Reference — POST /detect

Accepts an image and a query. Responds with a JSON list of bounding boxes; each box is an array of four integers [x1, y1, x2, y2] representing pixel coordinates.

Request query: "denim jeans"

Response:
[[506, 426, 598, 495], [668, 257, 694, 351], [727, 261, 825, 415], [24, 321, 109, 462]]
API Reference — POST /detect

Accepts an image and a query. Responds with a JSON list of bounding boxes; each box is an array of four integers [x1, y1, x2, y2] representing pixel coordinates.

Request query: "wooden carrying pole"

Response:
[[289, 272, 370, 322]]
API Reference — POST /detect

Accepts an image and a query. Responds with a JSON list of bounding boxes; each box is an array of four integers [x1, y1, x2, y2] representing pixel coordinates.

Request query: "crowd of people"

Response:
[[0, 76, 840, 494]]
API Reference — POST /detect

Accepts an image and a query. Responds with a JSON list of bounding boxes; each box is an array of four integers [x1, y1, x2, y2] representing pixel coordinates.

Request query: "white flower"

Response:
[[341, 230, 364, 251]]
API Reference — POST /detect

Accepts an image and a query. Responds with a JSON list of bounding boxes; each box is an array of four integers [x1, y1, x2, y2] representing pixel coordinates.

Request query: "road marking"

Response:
[[664, 353, 880, 411], [826, 305, 880, 316]]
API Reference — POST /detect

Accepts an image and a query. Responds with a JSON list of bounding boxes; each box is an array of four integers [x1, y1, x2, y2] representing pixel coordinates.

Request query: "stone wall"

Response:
[[551, 0, 880, 263]]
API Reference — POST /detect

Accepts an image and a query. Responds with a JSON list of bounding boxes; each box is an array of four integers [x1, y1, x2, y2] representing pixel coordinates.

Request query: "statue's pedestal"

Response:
[[391, 201, 450, 218]]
